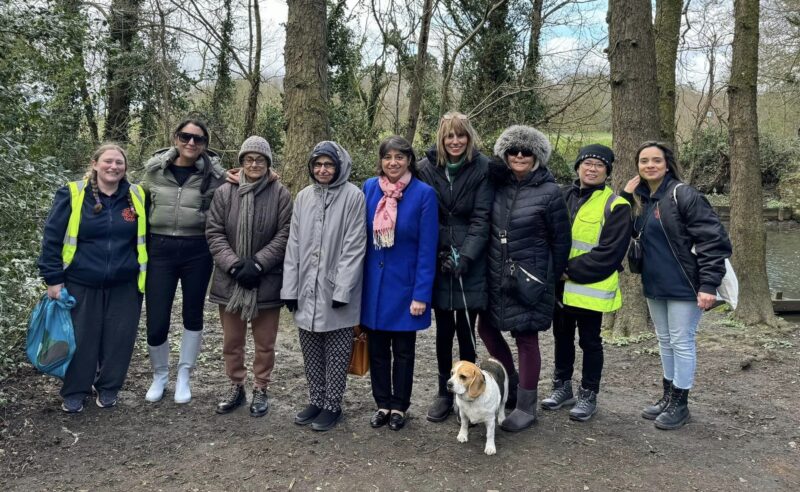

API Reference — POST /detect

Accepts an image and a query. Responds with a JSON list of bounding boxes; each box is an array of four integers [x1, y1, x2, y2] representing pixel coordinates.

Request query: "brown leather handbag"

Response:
[[348, 326, 369, 376]]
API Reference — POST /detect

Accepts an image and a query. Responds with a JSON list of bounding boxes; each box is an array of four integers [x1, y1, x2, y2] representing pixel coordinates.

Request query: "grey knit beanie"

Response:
[[493, 125, 552, 166], [238, 136, 273, 166]]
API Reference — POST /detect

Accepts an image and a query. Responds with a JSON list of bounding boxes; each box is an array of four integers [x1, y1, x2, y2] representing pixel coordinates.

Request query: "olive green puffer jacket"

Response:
[[142, 147, 227, 236]]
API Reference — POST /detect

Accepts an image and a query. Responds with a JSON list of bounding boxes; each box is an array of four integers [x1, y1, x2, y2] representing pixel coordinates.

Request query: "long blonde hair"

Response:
[[83, 143, 131, 215], [435, 111, 480, 167]]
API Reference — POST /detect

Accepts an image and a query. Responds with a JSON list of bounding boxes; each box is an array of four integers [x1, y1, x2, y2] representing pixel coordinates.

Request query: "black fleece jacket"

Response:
[[562, 181, 633, 285]]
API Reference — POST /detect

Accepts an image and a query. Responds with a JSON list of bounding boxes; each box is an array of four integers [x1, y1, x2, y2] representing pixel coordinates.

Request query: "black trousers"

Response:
[[61, 280, 142, 398], [366, 328, 417, 412], [434, 308, 478, 394], [552, 304, 604, 393], [145, 235, 213, 346]]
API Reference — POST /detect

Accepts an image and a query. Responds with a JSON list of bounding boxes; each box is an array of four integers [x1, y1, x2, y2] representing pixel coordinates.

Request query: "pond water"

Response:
[[766, 223, 800, 299]]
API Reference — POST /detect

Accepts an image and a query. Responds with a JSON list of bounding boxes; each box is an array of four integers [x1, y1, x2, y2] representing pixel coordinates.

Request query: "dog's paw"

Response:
[[484, 444, 496, 455], [457, 431, 468, 443]]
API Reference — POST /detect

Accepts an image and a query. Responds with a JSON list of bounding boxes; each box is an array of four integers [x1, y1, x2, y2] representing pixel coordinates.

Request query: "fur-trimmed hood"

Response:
[[493, 125, 552, 167]]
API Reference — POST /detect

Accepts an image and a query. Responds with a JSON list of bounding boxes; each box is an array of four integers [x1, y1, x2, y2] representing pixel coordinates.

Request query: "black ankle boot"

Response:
[[426, 375, 453, 422], [641, 378, 672, 420], [505, 371, 519, 409], [655, 386, 690, 430]]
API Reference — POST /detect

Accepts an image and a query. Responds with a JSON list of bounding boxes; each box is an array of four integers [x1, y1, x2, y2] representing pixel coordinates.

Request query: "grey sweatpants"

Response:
[[60, 280, 142, 399]]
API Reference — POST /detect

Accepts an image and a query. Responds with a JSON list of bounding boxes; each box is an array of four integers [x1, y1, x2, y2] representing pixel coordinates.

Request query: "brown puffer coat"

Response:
[[206, 170, 292, 310]]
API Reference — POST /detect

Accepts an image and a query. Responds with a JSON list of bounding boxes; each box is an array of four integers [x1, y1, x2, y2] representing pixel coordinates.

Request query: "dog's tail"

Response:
[[480, 358, 507, 403]]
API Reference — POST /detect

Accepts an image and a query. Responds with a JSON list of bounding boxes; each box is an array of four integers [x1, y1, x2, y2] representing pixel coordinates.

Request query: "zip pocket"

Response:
[[518, 265, 544, 285]]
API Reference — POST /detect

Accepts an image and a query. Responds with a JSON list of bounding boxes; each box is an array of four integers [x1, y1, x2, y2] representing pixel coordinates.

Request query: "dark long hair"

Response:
[[635, 141, 683, 181], [631, 141, 684, 213], [377, 135, 418, 178]]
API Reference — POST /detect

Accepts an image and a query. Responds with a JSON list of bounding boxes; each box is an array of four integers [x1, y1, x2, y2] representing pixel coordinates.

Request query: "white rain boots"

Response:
[[145, 342, 170, 402], [174, 329, 203, 404]]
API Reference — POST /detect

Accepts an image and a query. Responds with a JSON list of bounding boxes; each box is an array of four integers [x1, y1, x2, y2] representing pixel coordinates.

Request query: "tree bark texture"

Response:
[[244, 0, 262, 138], [404, 0, 435, 145], [104, 0, 143, 143], [654, 0, 682, 148], [525, 0, 544, 75], [283, 0, 330, 193], [728, 0, 778, 327], [607, 0, 662, 337]]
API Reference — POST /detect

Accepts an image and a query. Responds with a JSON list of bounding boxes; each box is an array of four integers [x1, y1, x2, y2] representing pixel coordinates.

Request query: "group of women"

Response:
[[39, 112, 730, 435]]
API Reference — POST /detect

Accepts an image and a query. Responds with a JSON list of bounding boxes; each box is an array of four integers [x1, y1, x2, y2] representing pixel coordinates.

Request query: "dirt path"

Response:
[[2, 307, 798, 491]]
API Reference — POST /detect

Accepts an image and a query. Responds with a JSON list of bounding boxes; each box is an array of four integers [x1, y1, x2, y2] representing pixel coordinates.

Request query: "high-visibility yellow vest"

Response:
[[62, 180, 148, 293], [563, 186, 629, 312]]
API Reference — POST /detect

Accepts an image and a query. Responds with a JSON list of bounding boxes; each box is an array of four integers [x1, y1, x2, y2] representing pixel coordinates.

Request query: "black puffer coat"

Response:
[[487, 162, 571, 333], [418, 148, 492, 310]]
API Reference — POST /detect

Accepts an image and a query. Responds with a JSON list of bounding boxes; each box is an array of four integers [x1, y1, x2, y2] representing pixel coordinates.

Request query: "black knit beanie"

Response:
[[574, 144, 615, 175]]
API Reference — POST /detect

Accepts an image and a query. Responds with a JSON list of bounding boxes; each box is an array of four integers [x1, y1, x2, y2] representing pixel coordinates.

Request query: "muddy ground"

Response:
[[1, 304, 799, 491]]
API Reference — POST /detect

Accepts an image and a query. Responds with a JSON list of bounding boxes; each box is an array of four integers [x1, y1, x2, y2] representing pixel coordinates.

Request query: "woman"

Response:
[[281, 141, 367, 431], [622, 141, 731, 430], [38, 144, 147, 413], [142, 118, 226, 404], [417, 112, 492, 422], [206, 136, 292, 417], [361, 136, 438, 431], [480, 125, 571, 432]]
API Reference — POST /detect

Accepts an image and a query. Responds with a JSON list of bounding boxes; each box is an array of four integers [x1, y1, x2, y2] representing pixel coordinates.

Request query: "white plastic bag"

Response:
[[716, 258, 739, 309]]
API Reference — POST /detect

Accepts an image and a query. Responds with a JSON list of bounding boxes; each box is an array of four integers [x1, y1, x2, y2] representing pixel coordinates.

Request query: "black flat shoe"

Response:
[[295, 404, 322, 425], [311, 409, 342, 432], [388, 412, 406, 431], [370, 410, 390, 428]]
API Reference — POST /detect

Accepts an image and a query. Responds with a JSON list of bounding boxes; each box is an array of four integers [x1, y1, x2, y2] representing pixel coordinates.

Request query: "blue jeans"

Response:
[[645, 298, 703, 389]]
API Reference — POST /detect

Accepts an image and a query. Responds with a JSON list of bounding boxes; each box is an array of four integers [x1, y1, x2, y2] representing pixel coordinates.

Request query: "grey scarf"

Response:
[[225, 172, 266, 321]]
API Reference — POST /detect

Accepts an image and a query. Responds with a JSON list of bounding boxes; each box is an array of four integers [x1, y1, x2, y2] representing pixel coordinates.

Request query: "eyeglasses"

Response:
[[580, 161, 607, 170], [312, 162, 336, 171], [243, 156, 268, 166], [506, 148, 534, 157], [176, 132, 208, 146]]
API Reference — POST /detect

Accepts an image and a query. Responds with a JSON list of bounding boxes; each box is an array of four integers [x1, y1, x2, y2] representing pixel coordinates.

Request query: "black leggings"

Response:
[[145, 235, 213, 346], [434, 308, 478, 380]]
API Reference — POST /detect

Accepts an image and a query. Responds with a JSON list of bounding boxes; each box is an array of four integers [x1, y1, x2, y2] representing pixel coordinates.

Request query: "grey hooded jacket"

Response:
[[280, 142, 367, 332]]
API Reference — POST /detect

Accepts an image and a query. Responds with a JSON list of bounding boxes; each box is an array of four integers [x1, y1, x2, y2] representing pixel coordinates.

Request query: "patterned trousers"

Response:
[[298, 327, 354, 412]]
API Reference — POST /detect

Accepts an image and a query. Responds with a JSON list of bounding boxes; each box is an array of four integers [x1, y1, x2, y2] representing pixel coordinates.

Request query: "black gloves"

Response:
[[235, 258, 262, 290], [332, 300, 347, 309], [283, 299, 298, 312], [441, 254, 470, 277], [229, 259, 245, 277]]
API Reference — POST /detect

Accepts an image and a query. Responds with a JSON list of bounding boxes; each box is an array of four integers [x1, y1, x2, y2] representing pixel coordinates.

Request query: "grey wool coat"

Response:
[[280, 143, 367, 332], [206, 170, 293, 310]]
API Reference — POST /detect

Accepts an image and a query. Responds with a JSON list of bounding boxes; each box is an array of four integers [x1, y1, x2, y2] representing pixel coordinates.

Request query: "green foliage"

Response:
[[257, 102, 286, 159], [681, 127, 800, 192], [0, 136, 71, 378]]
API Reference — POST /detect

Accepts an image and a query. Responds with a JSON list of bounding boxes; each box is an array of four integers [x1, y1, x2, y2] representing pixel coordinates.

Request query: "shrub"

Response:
[[0, 136, 70, 378]]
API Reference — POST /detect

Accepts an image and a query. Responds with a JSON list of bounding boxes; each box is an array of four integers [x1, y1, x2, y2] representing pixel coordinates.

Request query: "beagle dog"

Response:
[[447, 358, 508, 455]]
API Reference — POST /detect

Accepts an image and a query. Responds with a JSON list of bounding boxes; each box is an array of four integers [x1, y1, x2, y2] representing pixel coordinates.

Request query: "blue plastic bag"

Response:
[[26, 287, 77, 379]]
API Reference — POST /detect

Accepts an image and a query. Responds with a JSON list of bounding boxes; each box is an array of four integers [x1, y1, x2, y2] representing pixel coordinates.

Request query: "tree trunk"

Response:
[[283, 0, 330, 193], [654, 0, 682, 148], [728, 0, 779, 327], [525, 0, 544, 74], [607, 0, 662, 337], [244, 0, 262, 138], [104, 0, 143, 143], [404, 0, 435, 145]]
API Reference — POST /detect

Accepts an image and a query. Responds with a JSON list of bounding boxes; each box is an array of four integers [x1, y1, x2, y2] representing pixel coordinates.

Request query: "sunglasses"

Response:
[[176, 132, 209, 145], [442, 114, 468, 121], [506, 148, 534, 157]]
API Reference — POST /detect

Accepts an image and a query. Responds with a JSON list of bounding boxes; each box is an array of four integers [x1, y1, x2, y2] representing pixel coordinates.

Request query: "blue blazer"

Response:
[[361, 176, 439, 331]]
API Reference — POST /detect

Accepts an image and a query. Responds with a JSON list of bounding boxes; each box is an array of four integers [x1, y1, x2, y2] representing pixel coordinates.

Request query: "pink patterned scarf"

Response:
[[373, 172, 412, 249]]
